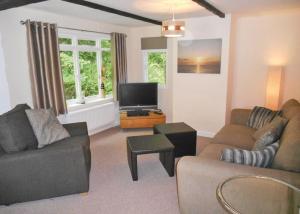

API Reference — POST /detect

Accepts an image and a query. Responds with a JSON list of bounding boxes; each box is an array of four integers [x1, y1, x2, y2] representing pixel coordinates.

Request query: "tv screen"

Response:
[[119, 83, 158, 109]]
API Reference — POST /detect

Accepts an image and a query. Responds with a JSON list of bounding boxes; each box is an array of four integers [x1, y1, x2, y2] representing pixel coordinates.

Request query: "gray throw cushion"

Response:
[[252, 116, 288, 150], [220, 141, 280, 168], [246, 106, 282, 129], [0, 104, 38, 153], [25, 109, 70, 148]]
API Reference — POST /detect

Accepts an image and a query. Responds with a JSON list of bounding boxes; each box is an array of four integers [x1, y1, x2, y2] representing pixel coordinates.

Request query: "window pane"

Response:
[[147, 52, 166, 85], [59, 38, 72, 45], [78, 40, 96, 46], [60, 51, 76, 100], [101, 51, 113, 95], [79, 52, 99, 97], [101, 40, 111, 48]]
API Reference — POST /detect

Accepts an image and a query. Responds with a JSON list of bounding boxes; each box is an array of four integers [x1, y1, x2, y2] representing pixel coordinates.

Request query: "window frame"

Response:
[[58, 29, 112, 108], [142, 49, 168, 88]]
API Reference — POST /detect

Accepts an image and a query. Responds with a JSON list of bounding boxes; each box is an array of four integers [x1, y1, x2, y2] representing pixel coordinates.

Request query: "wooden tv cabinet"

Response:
[[120, 111, 166, 128]]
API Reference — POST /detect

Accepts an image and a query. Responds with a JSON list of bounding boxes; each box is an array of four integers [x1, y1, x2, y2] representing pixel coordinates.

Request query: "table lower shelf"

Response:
[[120, 112, 166, 128]]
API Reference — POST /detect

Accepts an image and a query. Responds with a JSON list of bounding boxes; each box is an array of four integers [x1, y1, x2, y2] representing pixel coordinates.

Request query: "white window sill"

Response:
[[67, 96, 114, 112]]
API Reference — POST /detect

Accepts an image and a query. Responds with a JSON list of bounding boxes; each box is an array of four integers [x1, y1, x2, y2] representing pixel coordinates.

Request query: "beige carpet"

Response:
[[0, 127, 210, 214]]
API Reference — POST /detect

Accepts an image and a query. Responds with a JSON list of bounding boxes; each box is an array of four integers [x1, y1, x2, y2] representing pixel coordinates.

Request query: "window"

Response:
[[143, 50, 167, 85], [58, 31, 113, 106]]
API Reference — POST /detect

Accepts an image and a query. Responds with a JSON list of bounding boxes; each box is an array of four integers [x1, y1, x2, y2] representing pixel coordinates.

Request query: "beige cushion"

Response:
[[199, 143, 238, 160], [272, 114, 300, 172], [212, 124, 256, 150], [281, 99, 300, 119], [25, 109, 70, 149]]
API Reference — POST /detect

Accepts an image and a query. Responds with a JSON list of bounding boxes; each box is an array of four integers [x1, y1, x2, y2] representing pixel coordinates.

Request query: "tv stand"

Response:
[[120, 110, 166, 128]]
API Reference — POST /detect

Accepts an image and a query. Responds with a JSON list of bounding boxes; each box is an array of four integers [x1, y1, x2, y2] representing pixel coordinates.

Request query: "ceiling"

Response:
[[27, 0, 300, 26]]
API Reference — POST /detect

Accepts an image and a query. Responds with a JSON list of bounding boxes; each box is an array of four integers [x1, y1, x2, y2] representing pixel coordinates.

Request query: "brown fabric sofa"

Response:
[[176, 99, 300, 214]]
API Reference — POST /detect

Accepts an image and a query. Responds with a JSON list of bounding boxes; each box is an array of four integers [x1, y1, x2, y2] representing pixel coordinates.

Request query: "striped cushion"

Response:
[[246, 106, 282, 129], [220, 141, 280, 168]]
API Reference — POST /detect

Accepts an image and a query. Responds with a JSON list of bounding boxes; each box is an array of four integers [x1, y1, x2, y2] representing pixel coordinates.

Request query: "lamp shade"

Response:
[[265, 66, 284, 110], [162, 20, 185, 37]]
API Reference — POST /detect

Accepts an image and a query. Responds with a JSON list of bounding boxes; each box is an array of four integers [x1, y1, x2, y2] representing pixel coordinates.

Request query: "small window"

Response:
[[59, 38, 72, 45], [78, 39, 96, 46], [144, 51, 167, 85]]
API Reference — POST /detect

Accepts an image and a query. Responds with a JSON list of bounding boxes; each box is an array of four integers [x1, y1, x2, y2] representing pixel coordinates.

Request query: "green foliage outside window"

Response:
[[79, 52, 99, 97], [102, 51, 113, 95], [147, 52, 166, 85], [60, 51, 76, 100], [59, 38, 72, 45], [101, 40, 111, 48], [78, 40, 96, 46], [59, 38, 113, 101]]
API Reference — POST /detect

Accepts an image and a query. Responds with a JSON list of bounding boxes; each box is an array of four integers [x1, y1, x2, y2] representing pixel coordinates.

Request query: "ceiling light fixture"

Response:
[[162, 6, 185, 38]]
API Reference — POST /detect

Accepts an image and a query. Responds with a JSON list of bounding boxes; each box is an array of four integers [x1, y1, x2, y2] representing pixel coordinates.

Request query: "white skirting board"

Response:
[[197, 130, 215, 138]]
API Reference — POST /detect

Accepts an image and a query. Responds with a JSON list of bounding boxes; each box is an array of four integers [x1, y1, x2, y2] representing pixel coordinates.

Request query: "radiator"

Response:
[[58, 102, 117, 135]]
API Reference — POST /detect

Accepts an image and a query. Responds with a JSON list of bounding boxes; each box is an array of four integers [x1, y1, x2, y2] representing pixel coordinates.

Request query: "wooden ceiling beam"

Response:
[[192, 0, 225, 18], [0, 0, 48, 11], [62, 0, 162, 25]]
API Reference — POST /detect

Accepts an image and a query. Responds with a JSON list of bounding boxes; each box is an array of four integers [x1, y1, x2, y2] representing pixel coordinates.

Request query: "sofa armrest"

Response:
[[230, 109, 251, 125], [0, 135, 91, 205], [176, 156, 300, 214], [63, 122, 88, 137]]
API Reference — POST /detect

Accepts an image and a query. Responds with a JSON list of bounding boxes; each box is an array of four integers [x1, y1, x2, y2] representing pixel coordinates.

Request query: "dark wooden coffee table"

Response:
[[127, 134, 175, 181], [154, 122, 197, 157]]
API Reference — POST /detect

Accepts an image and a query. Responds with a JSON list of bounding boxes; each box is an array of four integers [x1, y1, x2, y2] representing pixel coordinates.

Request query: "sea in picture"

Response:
[[178, 39, 222, 74]]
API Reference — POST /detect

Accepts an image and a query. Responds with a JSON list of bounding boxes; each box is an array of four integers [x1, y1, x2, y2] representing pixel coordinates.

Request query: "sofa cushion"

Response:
[[199, 143, 238, 160], [25, 109, 70, 149], [0, 104, 38, 153], [252, 116, 288, 150], [246, 106, 281, 129], [272, 114, 300, 172], [220, 141, 279, 168], [212, 124, 256, 150]]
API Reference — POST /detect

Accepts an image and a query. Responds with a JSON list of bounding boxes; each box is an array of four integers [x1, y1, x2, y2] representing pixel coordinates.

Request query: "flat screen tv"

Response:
[[119, 83, 158, 110]]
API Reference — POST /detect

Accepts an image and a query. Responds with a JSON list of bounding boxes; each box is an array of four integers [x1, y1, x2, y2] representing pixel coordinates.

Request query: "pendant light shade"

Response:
[[162, 19, 185, 37]]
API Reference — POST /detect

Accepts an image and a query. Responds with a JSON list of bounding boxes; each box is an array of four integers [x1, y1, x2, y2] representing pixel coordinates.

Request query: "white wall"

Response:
[[0, 33, 11, 114], [172, 16, 232, 136], [0, 7, 130, 133], [230, 10, 300, 109]]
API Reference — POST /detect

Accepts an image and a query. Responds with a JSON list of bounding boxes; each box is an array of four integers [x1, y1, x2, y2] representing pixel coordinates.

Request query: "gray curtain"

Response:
[[25, 20, 67, 115], [111, 32, 127, 101]]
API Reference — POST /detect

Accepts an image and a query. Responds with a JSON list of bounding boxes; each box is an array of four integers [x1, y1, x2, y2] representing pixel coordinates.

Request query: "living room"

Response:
[[0, 0, 299, 213]]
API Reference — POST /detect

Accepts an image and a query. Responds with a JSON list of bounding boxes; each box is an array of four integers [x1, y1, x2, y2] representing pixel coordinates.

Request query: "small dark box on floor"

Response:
[[153, 122, 197, 157]]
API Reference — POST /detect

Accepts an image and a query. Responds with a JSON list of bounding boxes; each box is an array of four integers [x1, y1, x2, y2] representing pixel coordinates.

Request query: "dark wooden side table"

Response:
[[127, 134, 175, 181]]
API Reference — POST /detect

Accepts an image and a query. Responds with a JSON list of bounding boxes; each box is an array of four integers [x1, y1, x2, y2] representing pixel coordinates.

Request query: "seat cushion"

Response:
[[199, 143, 239, 160], [272, 114, 300, 172], [0, 104, 38, 153], [212, 124, 256, 150]]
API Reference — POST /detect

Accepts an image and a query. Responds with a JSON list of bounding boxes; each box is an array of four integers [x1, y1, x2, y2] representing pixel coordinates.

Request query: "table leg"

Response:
[[127, 144, 138, 181], [159, 150, 174, 177]]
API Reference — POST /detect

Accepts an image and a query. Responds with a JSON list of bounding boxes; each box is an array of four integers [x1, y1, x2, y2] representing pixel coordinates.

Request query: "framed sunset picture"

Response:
[[178, 39, 222, 74]]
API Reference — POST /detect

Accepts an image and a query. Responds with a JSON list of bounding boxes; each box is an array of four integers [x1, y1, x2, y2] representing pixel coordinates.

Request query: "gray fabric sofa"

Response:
[[176, 99, 300, 214], [0, 122, 91, 205]]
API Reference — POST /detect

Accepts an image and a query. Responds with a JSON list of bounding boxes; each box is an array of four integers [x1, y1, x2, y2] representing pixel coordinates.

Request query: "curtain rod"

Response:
[[20, 20, 115, 36]]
